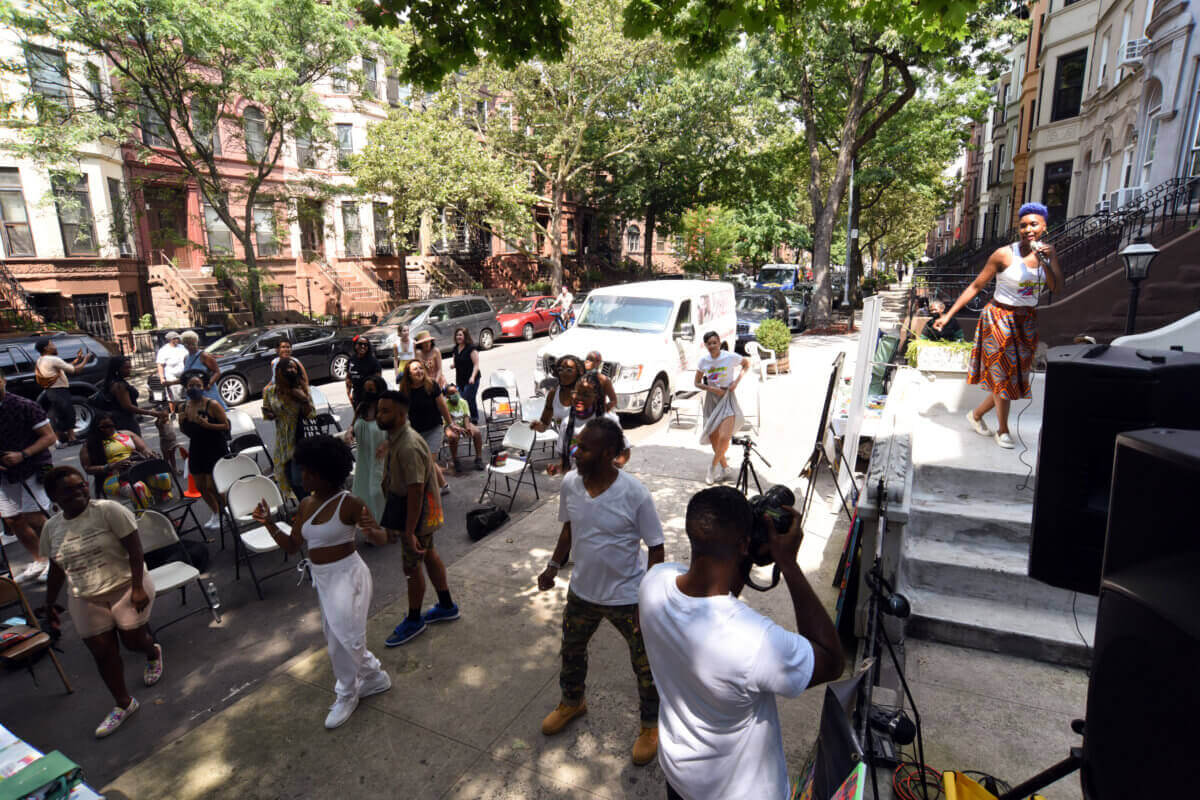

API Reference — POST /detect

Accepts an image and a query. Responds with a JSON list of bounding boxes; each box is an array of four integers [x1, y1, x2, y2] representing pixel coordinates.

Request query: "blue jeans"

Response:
[[461, 381, 479, 423]]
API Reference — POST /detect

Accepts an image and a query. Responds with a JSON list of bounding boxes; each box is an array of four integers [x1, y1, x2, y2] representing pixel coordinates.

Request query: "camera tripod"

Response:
[[731, 435, 770, 496]]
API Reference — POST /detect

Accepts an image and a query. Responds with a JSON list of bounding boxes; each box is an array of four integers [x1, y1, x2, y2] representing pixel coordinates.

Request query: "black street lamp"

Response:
[[1119, 235, 1159, 335]]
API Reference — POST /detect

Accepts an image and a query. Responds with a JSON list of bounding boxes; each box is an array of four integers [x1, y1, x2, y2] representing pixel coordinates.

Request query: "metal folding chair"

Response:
[[479, 422, 540, 511], [124, 458, 205, 543], [212, 454, 262, 550], [138, 510, 221, 629], [481, 386, 518, 453], [227, 475, 294, 600]]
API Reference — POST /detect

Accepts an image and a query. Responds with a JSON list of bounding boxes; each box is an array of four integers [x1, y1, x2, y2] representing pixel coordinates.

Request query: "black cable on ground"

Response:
[[1014, 396, 1036, 492], [961, 770, 1012, 796]]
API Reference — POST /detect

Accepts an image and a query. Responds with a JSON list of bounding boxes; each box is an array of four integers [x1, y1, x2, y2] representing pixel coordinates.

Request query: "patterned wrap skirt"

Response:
[[967, 302, 1037, 400]]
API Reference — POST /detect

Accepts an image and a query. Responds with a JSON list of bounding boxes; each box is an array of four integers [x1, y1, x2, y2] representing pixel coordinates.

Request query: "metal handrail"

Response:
[[0, 260, 39, 323]]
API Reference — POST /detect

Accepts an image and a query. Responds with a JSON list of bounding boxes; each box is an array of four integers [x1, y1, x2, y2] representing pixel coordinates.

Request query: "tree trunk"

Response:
[[642, 204, 655, 274], [809, 220, 835, 327], [240, 235, 264, 326], [548, 183, 565, 292]]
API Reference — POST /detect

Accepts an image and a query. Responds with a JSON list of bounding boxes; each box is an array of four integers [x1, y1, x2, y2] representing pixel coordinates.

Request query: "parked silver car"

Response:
[[360, 295, 500, 362]]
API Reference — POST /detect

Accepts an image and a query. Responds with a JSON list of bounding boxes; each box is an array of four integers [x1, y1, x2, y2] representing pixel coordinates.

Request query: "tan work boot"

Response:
[[541, 700, 587, 735], [631, 724, 658, 765]]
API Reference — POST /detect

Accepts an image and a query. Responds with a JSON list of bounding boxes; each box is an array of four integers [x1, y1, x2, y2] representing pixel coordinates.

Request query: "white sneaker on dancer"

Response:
[[965, 410, 990, 436], [994, 431, 1015, 449], [324, 695, 359, 729], [359, 672, 392, 698]]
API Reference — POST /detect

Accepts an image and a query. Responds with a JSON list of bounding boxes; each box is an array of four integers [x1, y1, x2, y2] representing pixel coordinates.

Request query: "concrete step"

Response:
[[904, 588, 1095, 668], [908, 493, 1033, 548], [913, 404, 1041, 506], [901, 537, 1095, 613]]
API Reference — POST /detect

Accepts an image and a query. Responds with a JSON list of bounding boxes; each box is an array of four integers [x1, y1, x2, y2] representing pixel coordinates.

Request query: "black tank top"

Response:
[[406, 384, 441, 433]]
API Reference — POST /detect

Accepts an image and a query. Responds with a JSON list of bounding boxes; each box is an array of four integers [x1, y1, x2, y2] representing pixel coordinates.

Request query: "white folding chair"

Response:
[[226, 475, 292, 600], [746, 340, 777, 380], [212, 454, 262, 550], [488, 369, 523, 418], [481, 386, 519, 453], [670, 389, 703, 428], [520, 395, 559, 460], [138, 510, 221, 628], [226, 409, 272, 473], [309, 386, 333, 416], [478, 421, 540, 511]]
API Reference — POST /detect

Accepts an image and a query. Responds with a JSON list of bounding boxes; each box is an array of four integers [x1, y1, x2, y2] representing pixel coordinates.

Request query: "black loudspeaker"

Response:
[[1029, 345, 1200, 594], [1081, 428, 1200, 799]]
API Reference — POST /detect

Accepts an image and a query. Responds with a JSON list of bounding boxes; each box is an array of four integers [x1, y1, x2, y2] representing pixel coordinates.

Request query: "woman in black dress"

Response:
[[450, 327, 481, 423], [178, 372, 230, 532], [344, 336, 383, 408], [103, 356, 167, 434]]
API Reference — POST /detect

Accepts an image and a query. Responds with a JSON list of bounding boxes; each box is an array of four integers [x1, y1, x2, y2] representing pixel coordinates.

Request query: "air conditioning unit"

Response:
[[1119, 38, 1150, 65], [1111, 186, 1144, 209], [1095, 199, 1111, 213]]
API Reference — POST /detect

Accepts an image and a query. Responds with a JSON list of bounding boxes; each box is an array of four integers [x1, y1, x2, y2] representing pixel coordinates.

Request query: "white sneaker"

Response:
[[16, 561, 48, 584], [718, 465, 731, 483], [203, 515, 221, 531], [994, 431, 1015, 449], [359, 672, 392, 698], [324, 695, 359, 729], [705, 464, 715, 485], [965, 410, 990, 436]]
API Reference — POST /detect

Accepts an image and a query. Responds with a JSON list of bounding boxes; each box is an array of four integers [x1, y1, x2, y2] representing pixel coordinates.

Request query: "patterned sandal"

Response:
[[95, 698, 140, 738]]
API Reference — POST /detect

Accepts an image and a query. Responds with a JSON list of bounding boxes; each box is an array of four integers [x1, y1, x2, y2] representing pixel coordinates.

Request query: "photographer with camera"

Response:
[[639, 486, 844, 800]]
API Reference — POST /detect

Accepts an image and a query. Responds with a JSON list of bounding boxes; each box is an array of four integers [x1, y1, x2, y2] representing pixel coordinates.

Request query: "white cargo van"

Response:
[[533, 280, 737, 423]]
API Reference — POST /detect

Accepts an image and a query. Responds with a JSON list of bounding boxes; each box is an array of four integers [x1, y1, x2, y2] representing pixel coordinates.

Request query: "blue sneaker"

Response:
[[422, 603, 460, 625], [385, 617, 427, 647]]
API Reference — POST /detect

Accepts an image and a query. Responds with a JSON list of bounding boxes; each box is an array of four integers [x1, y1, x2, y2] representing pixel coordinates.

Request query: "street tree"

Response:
[[352, 102, 537, 297], [2, 0, 362, 323], [449, 0, 658, 291], [678, 204, 738, 278]]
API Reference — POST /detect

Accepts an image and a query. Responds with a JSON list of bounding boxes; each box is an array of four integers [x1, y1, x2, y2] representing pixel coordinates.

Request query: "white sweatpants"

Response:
[[310, 552, 386, 700]]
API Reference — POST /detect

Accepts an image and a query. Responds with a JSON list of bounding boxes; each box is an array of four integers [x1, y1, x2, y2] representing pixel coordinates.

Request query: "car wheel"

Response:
[[522, 323, 534, 341], [218, 374, 249, 406], [330, 353, 350, 380], [72, 397, 94, 437], [641, 378, 666, 425], [478, 328, 495, 350]]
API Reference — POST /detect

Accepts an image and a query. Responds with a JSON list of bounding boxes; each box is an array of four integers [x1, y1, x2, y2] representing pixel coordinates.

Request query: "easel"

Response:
[[799, 352, 857, 523]]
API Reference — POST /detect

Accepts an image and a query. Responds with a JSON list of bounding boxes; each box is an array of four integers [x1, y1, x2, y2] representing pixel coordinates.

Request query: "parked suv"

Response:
[[735, 289, 791, 353], [360, 295, 500, 362], [206, 324, 359, 406], [0, 332, 112, 436]]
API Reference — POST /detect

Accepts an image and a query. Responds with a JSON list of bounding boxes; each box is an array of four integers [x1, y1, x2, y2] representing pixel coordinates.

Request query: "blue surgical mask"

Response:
[[187, 387, 204, 401]]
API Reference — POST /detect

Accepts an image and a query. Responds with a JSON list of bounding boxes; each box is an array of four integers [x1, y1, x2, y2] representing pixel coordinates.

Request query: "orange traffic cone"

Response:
[[180, 446, 202, 498]]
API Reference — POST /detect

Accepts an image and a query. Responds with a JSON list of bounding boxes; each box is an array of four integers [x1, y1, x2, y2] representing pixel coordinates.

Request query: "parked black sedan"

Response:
[[206, 324, 359, 406], [734, 289, 791, 353]]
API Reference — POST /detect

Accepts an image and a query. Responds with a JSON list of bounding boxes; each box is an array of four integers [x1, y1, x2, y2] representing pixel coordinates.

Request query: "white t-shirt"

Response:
[[557, 470, 663, 606], [697, 351, 743, 389], [558, 409, 630, 463], [557, 291, 573, 311], [40, 500, 140, 598], [155, 342, 188, 382], [639, 563, 815, 800], [387, 334, 415, 365]]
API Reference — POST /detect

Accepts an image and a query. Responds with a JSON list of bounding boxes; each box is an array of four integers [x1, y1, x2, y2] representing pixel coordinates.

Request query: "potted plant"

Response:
[[755, 318, 792, 375]]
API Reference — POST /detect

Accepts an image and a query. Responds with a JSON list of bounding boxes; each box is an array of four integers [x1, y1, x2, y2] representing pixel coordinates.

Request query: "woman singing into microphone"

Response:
[[932, 202, 1064, 449]]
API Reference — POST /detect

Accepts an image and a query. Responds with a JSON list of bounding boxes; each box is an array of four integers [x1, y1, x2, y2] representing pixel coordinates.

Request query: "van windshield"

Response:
[[378, 303, 430, 325], [757, 267, 794, 283], [577, 296, 675, 333]]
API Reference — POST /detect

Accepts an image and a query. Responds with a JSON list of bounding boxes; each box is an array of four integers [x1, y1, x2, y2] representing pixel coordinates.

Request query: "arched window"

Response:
[[626, 224, 640, 253], [1141, 83, 1163, 189], [243, 106, 266, 162]]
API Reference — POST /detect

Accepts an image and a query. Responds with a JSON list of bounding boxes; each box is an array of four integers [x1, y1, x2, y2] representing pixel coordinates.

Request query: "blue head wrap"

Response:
[[1017, 202, 1048, 221]]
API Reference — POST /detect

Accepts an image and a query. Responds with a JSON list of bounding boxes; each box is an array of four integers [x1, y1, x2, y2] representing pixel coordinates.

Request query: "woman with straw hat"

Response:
[[413, 330, 446, 390]]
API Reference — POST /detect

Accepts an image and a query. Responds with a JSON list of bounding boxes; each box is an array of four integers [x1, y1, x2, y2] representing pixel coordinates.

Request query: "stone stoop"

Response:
[[900, 376, 1097, 669]]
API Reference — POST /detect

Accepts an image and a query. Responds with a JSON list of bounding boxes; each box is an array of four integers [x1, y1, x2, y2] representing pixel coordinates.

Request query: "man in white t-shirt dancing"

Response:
[[639, 486, 844, 800], [537, 417, 664, 766]]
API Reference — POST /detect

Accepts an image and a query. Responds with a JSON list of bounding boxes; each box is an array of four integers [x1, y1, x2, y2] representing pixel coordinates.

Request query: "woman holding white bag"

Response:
[[694, 331, 749, 484]]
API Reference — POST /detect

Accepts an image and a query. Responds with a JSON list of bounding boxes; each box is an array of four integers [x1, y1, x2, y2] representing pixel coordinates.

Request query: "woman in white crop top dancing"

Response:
[[933, 202, 1064, 449], [252, 434, 391, 729]]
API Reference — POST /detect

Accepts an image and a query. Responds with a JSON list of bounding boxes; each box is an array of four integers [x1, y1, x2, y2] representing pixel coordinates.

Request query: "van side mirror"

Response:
[[677, 323, 695, 341]]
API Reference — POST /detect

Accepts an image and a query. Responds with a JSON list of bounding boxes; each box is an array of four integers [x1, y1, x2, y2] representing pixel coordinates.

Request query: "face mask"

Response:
[[362, 389, 378, 399], [448, 393, 459, 403], [187, 387, 204, 401]]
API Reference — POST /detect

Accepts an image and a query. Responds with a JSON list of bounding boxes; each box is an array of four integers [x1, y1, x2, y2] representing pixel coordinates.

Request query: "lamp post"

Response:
[[1119, 236, 1160, 335]]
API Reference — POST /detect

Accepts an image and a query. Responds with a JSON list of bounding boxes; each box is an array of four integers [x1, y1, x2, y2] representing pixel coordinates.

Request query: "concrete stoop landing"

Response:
[[901, 373, 1097, 668]]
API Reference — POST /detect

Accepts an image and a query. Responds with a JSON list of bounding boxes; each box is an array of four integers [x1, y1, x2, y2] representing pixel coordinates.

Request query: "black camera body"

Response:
[[742, 484, 796, 591]]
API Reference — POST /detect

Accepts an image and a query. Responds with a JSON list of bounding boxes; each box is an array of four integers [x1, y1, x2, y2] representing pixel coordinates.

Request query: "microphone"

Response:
[[869, 706, 917, 746], [866, 568, 911, 619]]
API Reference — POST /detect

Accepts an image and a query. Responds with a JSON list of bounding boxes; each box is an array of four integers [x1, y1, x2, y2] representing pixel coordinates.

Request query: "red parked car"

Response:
[[497, 295, 558, 340]]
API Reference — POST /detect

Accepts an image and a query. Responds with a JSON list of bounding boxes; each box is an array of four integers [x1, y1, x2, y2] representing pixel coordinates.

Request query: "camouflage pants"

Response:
[[560, 591, 658, 723]]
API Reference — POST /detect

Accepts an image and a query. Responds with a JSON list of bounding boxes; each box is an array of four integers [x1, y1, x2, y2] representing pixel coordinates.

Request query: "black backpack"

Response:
[[466, 506, 509, 542]]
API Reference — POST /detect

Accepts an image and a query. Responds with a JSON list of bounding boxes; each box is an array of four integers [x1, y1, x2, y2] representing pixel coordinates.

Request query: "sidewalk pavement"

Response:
[[101, 320, 1087, 800]]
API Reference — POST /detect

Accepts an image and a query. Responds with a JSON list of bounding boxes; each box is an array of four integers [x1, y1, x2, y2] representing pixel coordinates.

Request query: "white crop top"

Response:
[[551, 383, 573, 422], [993, 242, 1045, 307], [301, 491, 356, 549]]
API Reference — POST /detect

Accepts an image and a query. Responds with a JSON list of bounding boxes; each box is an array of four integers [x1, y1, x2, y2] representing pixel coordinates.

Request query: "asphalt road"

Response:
[[0, 330, 668, 787]]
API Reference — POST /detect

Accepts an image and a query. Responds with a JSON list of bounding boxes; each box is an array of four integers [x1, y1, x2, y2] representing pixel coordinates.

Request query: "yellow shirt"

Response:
[[40, 500, 139, 598]]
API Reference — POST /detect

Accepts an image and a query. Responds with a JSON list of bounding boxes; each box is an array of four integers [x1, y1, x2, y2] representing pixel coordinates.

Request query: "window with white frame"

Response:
[[342, 202, 361, 256], [106, 177, 134, 256], [1097, 142, 1112, 206], [295, 129, 314, 169], [243, 106, 266, 161], [51, 173, 98, 256], [191, 97, 222, 157], [1141, 84, 1162, 188], [254, 202, 278, 257], [0, 168, 35, 257], [362, 56, 378, 97], [203, 198, 234, 255], [1190, 93, 1200, 176], [25, 46, 70, 119], [626, 225, 640, 253], [140, 103, 169, 148], [332, 63, 350, 93], [1097, 33, 1110, 88], [335, 123, 353, 166]]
